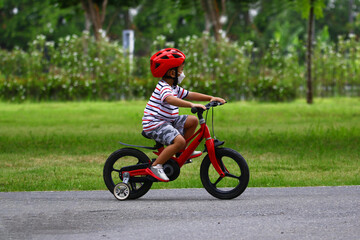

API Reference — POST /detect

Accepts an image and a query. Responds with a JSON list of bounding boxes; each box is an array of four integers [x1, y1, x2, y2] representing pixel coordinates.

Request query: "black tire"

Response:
[[103, 148, 152, 200], [200, 148, 249, 199]]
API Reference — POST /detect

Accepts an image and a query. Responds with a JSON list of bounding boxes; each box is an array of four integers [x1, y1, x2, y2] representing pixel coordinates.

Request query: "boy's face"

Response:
[[177, 64, 184, 74], [168, 63, 185, 78]]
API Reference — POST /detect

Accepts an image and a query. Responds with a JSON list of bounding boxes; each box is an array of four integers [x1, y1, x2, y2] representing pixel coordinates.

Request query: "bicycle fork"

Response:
[[203, 124, 226, 178]]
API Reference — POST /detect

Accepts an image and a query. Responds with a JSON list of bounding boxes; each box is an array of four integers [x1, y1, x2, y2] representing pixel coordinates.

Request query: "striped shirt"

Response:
[[142, 79, 189, 132]]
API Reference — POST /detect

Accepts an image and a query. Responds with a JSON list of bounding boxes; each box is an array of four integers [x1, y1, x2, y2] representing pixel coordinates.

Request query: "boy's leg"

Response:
[[182, 115, 201, 159], [145, 121, 187, 181], [152, 135, 186, 166], [183, 115, 199, 140], [151, 135, 185, 181]]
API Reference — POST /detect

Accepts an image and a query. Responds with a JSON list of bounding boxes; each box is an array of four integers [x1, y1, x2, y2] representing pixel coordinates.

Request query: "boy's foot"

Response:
[[185, 151, 202, 164], [190, 151, 202, 157], [150, 165, 169, 181]]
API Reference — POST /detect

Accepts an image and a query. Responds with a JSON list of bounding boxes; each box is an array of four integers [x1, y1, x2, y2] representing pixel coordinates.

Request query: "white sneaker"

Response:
[[150, 165, 169, 181], [190, 151, 202, 157], [185, 151, 202, 164]]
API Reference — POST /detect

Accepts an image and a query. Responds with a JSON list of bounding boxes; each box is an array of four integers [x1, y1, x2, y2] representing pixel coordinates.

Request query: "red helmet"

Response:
[[150, 48, 186, 78]]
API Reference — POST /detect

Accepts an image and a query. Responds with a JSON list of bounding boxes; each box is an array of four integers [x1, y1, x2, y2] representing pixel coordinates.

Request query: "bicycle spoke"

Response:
[[212, 176, 224, 187], [112, 168, 121, 173], [225, 172, 240, 180], [131, 182, 137, 191], [219, 157, 235, 174]]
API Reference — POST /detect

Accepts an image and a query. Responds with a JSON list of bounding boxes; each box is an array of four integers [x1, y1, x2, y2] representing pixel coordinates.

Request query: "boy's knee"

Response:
[[173, 135, 186, 149], [187, 115, 198, 127]]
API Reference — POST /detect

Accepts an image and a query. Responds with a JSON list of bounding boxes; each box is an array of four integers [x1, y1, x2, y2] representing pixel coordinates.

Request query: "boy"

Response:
[[143, 48, 225, 181]]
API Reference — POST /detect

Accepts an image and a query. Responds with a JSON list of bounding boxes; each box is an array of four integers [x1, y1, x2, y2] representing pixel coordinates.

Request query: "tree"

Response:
[[199, 0, 257, 41], [133, 0, 205, 54], [317, 0, 360, 40], [0, 0, 68, 49], [252, 0, 305, 52], [57, 0, 141, 41], [307, 0, 315, 104], [200, 0, 225, 41], [296, 0, 325, 104], [80, 0, 108, 40]]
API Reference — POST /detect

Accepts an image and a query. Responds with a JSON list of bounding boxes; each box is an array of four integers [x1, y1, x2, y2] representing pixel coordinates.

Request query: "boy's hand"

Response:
[[191, 103, 206, 110], [210, 97, 226, 104]]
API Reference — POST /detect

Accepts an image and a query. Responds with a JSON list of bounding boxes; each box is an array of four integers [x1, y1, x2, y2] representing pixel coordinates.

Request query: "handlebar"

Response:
[[191, 101, 225, 114]]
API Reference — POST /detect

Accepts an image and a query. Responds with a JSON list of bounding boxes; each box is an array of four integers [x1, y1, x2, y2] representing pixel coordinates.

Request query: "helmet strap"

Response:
[[163, 68, 179, 87], [173, 68, 179, 87]]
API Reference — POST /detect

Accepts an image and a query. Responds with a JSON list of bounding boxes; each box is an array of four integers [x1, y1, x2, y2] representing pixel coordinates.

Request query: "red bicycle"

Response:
[[103, 101, 249, 200]]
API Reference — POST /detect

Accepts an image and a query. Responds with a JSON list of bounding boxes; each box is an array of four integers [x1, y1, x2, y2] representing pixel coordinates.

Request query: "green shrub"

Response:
[[0, 32, 359, 102], [252, 76, 296, 102]]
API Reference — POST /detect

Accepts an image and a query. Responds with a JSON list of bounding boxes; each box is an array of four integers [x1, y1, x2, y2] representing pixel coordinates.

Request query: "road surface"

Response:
[[1, 186, 359, 240]]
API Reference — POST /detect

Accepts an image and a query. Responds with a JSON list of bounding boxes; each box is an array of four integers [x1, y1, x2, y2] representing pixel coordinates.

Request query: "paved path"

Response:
[[1, 186, 359, 240]]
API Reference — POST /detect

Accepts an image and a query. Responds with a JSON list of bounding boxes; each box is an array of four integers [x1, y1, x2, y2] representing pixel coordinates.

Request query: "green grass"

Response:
[[0, 98, 359, 192]]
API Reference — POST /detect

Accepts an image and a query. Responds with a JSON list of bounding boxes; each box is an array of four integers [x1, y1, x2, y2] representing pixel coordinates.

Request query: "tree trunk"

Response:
[[201, 0, 226, 41], [80, 0, 108, 41], [200, 0, 211, 33], [349, 0, 354, 34], [84, 11, 92, 32], [306, 0, 314, 104]]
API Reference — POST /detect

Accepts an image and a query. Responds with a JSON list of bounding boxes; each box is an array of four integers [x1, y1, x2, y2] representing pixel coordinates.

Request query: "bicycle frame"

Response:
[[124, 106, 226, 182]]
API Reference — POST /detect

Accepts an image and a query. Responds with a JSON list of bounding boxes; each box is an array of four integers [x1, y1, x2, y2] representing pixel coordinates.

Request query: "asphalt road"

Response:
[[1, 186, 359, 240]]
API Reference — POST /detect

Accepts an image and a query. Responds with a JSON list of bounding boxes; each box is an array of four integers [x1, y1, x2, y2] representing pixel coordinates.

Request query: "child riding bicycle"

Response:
[[142, 48, 226, 181]]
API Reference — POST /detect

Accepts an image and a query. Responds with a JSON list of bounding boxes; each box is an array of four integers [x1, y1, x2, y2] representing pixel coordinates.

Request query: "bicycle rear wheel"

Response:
[[200, 148, 249, 199], [103, 148, 152, 200]]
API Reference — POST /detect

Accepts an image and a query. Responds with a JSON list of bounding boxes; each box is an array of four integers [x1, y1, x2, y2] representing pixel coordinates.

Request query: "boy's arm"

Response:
[[165, 96, 206, 109], [186, 92, 226, 103]]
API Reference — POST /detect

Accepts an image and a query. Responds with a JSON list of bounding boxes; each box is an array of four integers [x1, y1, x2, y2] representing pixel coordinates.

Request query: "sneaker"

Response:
[[190, 151, 202, 157], [184, 151, 202, 164], [150, 165, 169, 181]]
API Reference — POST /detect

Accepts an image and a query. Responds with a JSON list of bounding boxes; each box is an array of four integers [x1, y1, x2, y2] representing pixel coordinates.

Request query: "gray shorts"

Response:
[[144, 115, 188, 145]]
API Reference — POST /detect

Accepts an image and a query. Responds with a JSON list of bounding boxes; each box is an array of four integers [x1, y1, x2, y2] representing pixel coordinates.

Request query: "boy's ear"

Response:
[[169, 69, 176, 78]]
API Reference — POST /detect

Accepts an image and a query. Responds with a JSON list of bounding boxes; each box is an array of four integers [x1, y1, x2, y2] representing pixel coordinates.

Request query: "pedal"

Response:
[[184, 159, 192, 164], [122, 172, 130, 184]]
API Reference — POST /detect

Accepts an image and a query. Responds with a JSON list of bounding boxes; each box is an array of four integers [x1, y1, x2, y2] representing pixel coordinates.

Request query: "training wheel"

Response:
[[113, 182, 130, 201]]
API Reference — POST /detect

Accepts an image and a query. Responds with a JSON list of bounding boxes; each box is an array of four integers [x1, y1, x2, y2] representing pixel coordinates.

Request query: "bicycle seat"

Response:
[[141, 130, 152, 139], [141, 131, 164, 149]]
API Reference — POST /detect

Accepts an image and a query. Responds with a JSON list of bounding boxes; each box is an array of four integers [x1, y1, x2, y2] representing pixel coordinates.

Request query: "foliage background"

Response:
[[0, 31, 359, 102], [0, 1, 359, 192], [0, 0, 360, 102]]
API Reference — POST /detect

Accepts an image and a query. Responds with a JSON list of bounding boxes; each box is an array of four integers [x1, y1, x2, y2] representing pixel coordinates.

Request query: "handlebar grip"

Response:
[[191, 101, 226, 114], [191, 107, 199, 114]]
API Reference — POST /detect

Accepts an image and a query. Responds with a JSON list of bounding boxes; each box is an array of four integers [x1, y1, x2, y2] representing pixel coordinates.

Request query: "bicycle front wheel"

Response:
[[200, 148, 249, 199]]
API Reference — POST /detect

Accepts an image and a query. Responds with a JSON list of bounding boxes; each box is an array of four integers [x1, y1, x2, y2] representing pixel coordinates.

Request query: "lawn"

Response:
[[0, 98, 359, 191]]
